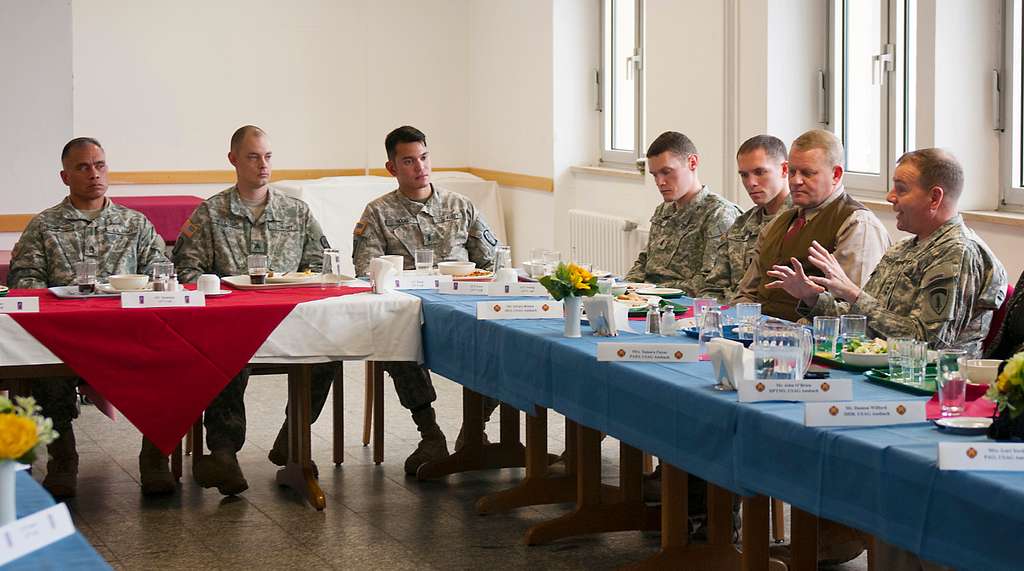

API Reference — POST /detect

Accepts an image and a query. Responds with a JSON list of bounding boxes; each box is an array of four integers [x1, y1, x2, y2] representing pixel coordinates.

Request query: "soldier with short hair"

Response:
[[352, 125, 499, 475], [9, 137, 170, 497], [625, 131, 741, 296], [172, 125, 336, 495]]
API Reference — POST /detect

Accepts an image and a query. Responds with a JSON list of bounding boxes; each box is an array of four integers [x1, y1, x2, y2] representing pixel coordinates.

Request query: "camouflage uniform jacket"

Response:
[[8, 197, 168, 288], [800, 216, 1007, 355], [351, 184, 498, 277], [625, 186, 741, 296], [172, 186, 328, 283], [703, 195, 792, 301]]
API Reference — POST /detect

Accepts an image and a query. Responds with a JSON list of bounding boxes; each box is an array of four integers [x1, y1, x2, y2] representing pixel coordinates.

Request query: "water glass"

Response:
[[937, 349, 968, 417], [905, 340, 929, 387], [596, 278, 614, 295], [495, 245, 512, 270], [414, 249, 434, 275], [813, 316, 840, 356], [735, 302, 761, 341], [699, 308, 724, 361], [753, 318, 813, 381], [74, 259, 98, 294], [887, 337, 913, 383], [693, 297, 718, 329], [247, 254, 268, 285], [321, 248, 343, 288], [839, 314, 868, 349]]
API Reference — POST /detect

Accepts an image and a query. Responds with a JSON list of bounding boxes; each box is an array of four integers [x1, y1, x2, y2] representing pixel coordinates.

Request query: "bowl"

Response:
[[108, 274, 150, 291], [965, 359, 1002, 385], [840, 350, 888, 368], [610, 284, 628, 296], [437, 261, 477, 276]]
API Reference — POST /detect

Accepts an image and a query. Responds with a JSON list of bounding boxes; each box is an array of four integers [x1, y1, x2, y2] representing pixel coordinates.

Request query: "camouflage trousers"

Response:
[[204, 362, 340, 453], [378, 361, 437, 412], [31, 377, 80, 434]]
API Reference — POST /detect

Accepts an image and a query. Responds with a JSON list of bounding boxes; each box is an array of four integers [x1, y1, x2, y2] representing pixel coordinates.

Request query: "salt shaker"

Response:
[[645, 306, 661, 335], [660, 307, 676, 336]]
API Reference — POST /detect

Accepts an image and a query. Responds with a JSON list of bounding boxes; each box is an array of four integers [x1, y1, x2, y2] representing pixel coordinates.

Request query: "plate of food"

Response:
[[615, 291, 659, 312], [840, 337, 889, 367], [452, 269, 494, 281], [266, 270, 321, 284], [635, 287, 684, 299]]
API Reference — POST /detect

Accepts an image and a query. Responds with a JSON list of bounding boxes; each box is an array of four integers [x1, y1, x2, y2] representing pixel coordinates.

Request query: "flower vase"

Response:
[[563, 295, 582, 338], [0, 460, 16, 526]]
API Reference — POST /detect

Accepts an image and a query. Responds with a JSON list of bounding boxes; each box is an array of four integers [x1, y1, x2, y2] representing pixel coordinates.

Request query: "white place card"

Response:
[[596, 342, 699, 363], [393, 275, 454, 290], [939, 442, 1024, 471], [0, 503, 76, 567], [476, 300, 563, 320], [738, 378, 853, 403], [804, 400, 927, 427], [121, 291, 206, 308], [439, 281, 552, 297], [488, 282, 550, 297], [0, 297, 39, 313], [439, 281, 491, 295]]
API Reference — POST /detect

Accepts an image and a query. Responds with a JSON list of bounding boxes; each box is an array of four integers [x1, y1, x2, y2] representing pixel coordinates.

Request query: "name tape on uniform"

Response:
[[596, 342, 699, 363], [393, 275, 454, 290], [939, 442, 1024, 471], [804, 400, 926, 427], [476, 300, 563, 320], [0, 297, 40, 313], [121, 291, 206, 308], [0, 503, 76, 567], [738, 378, 853, 403]]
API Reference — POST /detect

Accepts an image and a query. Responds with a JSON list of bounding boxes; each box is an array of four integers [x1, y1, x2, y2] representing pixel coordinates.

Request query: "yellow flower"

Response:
[[998, 373, 1011, 393], [0, 413, 38, 460]]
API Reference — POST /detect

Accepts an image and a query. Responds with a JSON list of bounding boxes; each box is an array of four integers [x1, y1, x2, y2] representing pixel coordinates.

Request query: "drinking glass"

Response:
[[905, 340, 929, 387], [813, 316, 840, 357], [753, 318, 814, 381], [699, 308, 724, 363], [151, 261, 174, 292], [887, 337, 913, 383], [247, 254, 268, 285], [494, 246, 512, 270], [414, 249, 434, 275], [734, 302, 761, 341], [321, 248, 343, 288], [937, 349, 968, 417], [542, 250, 562, 275], [74, 259, 98, 294], [693, 297, 718, 329], [839, 314, 868, 350]]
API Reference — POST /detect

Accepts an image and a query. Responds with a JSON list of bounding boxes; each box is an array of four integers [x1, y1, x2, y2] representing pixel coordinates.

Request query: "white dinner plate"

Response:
[[266, 272, 322, 284], [933, 417, 992, 436], [840, 350, 888, 367], [636, 287, 683, 298], [97, 283, 154, 294]]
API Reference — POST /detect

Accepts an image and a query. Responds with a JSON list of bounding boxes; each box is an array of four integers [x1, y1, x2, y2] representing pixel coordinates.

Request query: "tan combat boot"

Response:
[[42, 426, 79, 499], [138, 437, 175, 496], [195, 449, 248, 495], [404, 407, 449, 475], [267, 422, 319, 477]]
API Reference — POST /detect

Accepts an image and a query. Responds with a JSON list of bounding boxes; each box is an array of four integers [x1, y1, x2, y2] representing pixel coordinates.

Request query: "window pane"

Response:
[[845, 0, 882, 174], [611, 0, 635, 152]]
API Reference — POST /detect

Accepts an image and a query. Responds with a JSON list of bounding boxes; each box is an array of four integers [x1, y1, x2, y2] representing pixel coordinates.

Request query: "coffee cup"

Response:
[[197, 274, 220, 293]]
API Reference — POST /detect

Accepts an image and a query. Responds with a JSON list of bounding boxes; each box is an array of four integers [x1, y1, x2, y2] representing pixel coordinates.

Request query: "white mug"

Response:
[[197, 274, 220, 293]]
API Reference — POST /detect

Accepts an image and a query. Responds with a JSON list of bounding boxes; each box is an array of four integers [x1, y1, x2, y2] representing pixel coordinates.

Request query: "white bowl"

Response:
[[437, 261, 477, 276], [965, 359, 1002, 385], [108, 274, 150, 290], [840, 350, 888, 368], [610, 284, 628, 296]]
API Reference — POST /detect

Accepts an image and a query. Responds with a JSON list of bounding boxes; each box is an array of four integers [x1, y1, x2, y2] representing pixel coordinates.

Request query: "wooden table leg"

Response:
[[362, 363, 373, 446], [171, 442, 182, 482], [791, 507, 819, 571], [332, 362, 344, 466], [476, 412, 579, 514], [190, 417, 204, 480], [275, 364, 326, 511], [741, 495, 771, 571], [524, 426, 659, 545], [372, 362, 384, 465], [771, 498, 786, 543], [416, 388, 527, 480]]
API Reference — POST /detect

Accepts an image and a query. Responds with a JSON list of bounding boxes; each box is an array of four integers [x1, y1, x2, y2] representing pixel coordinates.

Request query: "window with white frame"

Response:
[[828, 0, 915, 199], [1003, 0, 1024, 209], [599, 0, 644, 169]]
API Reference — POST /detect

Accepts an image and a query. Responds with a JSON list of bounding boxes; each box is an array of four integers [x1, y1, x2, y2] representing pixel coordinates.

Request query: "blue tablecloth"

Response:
[[8, 471, 110, 570], [412, 290, 1024, 571]]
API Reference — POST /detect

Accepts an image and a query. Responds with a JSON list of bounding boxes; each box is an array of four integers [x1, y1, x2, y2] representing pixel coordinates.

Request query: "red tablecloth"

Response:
[[110, 195, 204, 244], [8, 285, 370, 453]]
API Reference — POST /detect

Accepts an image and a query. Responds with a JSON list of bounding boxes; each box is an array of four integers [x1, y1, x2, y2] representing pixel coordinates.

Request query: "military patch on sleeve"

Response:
[[921, 262, 958, 323], [928, 287, 950, 316], [180, 218, 198, 239], [353, 220, 367, 237], [320, 235, 331, 249], [482, 229, 498, 247]]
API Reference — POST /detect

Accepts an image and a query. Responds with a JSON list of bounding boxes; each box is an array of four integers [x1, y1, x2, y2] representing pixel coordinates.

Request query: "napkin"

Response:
[[708, 337, 753, 391], [369, 258, 397, 294], [583, 295, 633, 336]]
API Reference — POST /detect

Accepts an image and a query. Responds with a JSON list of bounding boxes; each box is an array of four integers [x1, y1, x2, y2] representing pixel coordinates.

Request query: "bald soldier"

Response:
[[9, 137, 170, 497]]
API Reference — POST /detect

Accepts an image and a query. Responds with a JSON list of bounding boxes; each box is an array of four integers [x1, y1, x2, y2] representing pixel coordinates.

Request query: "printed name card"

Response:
[[439, 281, 551, 297], [0, 503, 76, 567], [738, 378, 853, 403], [0, 297, 40, 313], [439, 281, 491, 295], [596, 343, 700, 363], [393, 275, 454, 290], [804, 400, 927, 427], [476, 300, 563, 320], [121, 291, 206, 308], [939, 442, 1024, 471]]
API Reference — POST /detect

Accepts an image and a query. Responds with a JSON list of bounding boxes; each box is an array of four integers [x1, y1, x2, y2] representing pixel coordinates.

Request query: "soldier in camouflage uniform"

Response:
[[625, 131, 740, 297], [769, 148, 1007, 357], [172, 125, 336, 495], [8, 137, 170, 497], [702, 135, 792, 301], [353, 126, 499, 475]]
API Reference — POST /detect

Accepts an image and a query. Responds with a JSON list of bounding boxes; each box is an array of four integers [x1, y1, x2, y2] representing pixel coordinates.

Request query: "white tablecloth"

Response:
[[275, 172, 507, 276], [0, 289, 423, 367]]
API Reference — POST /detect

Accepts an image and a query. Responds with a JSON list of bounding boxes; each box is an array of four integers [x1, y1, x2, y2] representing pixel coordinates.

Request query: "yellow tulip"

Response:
[[0, 414, 38, 461]]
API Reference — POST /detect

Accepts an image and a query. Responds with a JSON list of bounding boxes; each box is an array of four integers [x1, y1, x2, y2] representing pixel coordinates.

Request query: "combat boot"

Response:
[[195, 449, 248, 495], [138, 437, 175, 496], [42, 426, 78, 499], [267, 422, 319, 477], [404, 407, 449, 475]]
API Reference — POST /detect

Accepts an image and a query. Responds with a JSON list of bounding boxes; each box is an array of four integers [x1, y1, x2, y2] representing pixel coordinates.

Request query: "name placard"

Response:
[[439, 281, 551, 297], [393, 275, 454, 290], [439, 281, 491, 295], [596, 343, 699, 363], [738, 378, 853, 403], [0, 297, 40, 313], [805, 400, 927, 427], [488, 282, 550, 297], [476, 300, 563, 320], [939, 442, 1024, 471], [121, 291, 206, 308], [0, 503, 76, 567]]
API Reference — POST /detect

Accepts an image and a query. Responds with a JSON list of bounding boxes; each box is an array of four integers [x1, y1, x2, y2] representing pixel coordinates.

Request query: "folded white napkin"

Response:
[[708, 337, 754, 391], [584, 295, 634, 336], [369, 258, 397, 294]]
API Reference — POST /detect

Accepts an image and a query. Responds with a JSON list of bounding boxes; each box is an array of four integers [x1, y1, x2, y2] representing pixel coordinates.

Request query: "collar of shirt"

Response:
[[397, 184, 442, 217], [228, 186, 279, 222], [910, 215, 963, 252], [60, 196, 111, 222], [660, 185, 709, 219], [797, 185, 846, 222]]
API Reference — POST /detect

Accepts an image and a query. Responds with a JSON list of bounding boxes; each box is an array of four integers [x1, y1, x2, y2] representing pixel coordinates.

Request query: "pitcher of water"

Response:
[[753, 318, 814, 380]]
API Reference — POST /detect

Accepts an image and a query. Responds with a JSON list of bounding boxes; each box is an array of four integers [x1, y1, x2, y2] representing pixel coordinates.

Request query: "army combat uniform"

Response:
[[8, 197, 168, 433], [352, 185, 498, 417], [172, 186, 336, 453], [799, 216, 1007, 355], [625, 187, 740, 297], [702, 195, 791, 302]]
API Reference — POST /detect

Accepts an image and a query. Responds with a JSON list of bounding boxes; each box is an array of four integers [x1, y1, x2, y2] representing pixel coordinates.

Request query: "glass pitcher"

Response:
[[753, 318, 814, 381]]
